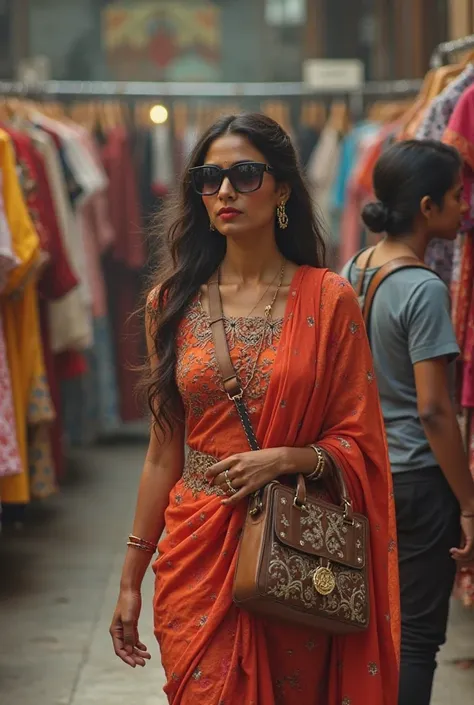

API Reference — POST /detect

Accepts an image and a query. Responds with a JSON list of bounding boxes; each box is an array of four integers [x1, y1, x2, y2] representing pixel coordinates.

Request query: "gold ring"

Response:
[[224, 470, 237, 495]]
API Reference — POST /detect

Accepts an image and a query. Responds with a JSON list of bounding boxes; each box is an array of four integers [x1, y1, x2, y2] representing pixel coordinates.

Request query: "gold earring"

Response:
[[210, 221, 216, 231], [277, 202, 289, 230]]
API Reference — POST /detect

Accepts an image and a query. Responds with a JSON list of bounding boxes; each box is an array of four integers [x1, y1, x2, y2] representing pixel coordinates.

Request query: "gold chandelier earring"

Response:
[[277, 202, 289, 230]]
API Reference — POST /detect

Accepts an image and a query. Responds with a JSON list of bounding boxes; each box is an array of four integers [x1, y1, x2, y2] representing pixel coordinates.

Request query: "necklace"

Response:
[[221, 262, 286, 392], [216, 260, 285, 319], [245, 264, 284, 318]]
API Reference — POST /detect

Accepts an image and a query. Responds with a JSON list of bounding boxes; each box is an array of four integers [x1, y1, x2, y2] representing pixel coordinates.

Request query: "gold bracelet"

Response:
[[127, 541, 155, 553], [306, 444, 325, 481], [127, 535, 157, 553]]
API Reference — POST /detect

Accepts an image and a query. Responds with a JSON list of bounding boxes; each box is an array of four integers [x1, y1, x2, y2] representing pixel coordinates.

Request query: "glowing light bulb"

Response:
[[150, 104, 168, 125]]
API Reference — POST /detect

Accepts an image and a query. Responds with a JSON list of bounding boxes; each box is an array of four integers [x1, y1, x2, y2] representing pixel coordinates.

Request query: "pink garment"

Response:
[[78, 192, 115, 318], [443, 84, 474, 230], [0, 313, 21, 478], [0, 181, 21, 478], [73, 130, 115, 318]]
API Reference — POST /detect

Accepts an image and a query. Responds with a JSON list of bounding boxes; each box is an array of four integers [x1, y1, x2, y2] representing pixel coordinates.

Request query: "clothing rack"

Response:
[[430, 34, 474, 68], [0, 78, 423, 100], [0, 78, 425, 126]]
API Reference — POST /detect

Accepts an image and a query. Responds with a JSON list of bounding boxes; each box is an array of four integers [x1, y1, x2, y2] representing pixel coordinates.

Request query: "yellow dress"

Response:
[[0, 129, 54, 504]]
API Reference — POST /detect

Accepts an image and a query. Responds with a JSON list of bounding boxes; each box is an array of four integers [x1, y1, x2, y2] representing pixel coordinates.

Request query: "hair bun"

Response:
[[361, 201, 390, 233]]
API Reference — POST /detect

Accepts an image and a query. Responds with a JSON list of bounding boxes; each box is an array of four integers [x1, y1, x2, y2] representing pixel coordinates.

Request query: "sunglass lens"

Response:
[[193, 166, 221, 195], [232, 163, 263, 192]]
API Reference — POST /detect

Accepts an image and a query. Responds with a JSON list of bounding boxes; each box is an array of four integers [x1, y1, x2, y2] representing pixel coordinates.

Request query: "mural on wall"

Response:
[[102, 1, 221, 81]]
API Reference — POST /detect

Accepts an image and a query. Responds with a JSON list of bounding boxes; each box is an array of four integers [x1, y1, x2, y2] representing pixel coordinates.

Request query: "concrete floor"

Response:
[[0, 442, 473, 705]]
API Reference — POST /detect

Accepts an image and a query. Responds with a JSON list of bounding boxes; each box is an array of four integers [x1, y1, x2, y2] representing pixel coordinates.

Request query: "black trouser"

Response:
[[393, 467, 460, 705]]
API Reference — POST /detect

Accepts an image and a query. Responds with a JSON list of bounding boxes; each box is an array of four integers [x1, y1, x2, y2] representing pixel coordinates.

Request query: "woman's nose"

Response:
[[218, 176, 235, 198]]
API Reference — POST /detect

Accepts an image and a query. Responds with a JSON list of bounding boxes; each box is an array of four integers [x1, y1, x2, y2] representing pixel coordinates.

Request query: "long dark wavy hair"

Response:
[[146, 112, 327, 436]]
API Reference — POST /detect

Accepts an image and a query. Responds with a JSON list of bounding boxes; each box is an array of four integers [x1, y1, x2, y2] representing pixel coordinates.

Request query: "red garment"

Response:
[[1, 125, 50, 251], [152, 269, 400, 704], [102, 128, 146, 421], [102, 127, 145, 269], [2, 126, 78, 299], [31, 144, 79, 300], [55, 350, 88, 380]]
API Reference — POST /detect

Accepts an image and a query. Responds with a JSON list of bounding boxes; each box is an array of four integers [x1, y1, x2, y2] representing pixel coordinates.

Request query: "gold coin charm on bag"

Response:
[[313, 564, 336, 596]]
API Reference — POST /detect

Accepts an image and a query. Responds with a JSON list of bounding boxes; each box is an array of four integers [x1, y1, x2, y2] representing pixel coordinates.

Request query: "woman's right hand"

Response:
[[110, 589, 151, 667], [451, 514, 474, 563]]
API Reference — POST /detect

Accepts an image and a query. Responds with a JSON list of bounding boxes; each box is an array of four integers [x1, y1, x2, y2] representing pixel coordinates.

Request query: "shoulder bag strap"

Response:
[[207, 277, 260, 451], [354, 246, 377, 299], [362, 256, 434, 331]]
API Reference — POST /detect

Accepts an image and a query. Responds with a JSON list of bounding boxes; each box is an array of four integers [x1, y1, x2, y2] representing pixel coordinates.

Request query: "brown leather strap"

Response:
[[207, 276, 260, 452], [354, 246, 376, 299], [361, 256, 433, 328], [208, 278, 242, 399]]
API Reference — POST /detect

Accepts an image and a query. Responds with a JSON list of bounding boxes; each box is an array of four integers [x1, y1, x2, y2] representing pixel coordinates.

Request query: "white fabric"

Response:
[[306, 126, 340, 230], [30, 126, 93, 352]]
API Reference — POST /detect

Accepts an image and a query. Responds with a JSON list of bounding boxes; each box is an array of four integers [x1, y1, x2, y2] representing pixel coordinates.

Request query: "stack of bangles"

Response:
[[127, 534, 157, 553], [306, 444, 325, 482]]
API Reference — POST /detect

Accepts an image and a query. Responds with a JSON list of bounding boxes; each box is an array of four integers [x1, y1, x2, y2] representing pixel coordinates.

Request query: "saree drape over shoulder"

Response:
[[152, 267, 400, 705]]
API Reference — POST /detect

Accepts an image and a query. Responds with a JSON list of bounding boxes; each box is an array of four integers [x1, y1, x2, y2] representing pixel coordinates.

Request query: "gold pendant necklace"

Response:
[[240, 262, 286, 392]]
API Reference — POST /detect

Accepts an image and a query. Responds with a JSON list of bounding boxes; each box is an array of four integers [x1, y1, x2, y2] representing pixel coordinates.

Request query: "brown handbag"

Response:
[[208, 278, 370, 634]]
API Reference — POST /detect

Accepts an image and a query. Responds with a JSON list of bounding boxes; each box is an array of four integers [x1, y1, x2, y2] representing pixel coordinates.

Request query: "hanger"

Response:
[[426, 63, 463, 103]]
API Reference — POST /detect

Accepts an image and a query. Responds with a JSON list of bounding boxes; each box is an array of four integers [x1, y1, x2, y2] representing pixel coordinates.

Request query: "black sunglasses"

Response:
[[189, 161, 273, 196]]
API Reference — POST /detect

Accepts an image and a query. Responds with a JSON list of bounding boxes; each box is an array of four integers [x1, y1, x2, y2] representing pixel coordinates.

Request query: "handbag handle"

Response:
[[207, 276, 354, 522]]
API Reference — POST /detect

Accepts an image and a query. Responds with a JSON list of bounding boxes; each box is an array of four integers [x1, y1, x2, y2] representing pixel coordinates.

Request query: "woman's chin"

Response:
[[216, 222, 250, 238]]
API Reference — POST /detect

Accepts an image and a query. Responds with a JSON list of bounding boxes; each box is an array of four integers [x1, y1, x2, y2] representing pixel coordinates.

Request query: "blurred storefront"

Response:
[[0, 0, 467, 85]]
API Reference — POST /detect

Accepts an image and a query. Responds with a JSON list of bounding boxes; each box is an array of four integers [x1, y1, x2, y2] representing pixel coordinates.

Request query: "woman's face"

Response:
[[427, 174, 468, 240], [199, 134, 289, 240]]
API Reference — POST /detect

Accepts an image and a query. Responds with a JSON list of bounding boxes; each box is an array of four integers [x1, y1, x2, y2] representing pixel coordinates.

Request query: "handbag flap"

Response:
[[272, 483, 367, 569]]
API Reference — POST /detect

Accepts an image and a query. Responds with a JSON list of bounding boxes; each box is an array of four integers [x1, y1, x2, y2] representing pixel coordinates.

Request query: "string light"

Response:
[[149, 104, 168, 124]]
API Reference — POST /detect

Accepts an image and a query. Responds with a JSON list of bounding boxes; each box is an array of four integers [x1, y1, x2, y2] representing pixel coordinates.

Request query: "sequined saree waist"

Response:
[[181, 448, 226, 499]]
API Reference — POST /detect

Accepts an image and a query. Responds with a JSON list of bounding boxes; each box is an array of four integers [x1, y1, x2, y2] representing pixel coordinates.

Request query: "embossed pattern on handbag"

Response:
[[207, 277, 370, 634], [233, 479, 369, 634]]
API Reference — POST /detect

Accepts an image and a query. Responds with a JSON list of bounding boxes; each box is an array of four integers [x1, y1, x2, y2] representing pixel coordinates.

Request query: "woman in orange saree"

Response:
[[110, 113, 399, 705]]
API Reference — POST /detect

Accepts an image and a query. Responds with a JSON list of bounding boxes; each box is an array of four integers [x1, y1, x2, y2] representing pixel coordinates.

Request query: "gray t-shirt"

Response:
[[341, 257, 460, 473]]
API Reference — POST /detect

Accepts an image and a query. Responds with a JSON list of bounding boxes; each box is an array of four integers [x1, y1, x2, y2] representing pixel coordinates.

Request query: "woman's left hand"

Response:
[[205, 448, 287, 507]]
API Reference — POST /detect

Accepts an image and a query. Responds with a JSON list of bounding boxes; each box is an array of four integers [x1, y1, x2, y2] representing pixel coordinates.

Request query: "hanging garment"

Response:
[[0, 171, 21, 480], [0, 129, 52, 504], [102, 127, 146, 422], [416, 63, 474, 141], [415, 65, 474, 284], [307, 125, 341, 232], [0, 310, 21, 479], [338, 126, 393, 265]]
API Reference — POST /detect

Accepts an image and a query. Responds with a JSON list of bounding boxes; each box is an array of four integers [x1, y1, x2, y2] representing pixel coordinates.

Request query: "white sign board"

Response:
[[17, 56, 51, 85], [303, 59, 364, 92]]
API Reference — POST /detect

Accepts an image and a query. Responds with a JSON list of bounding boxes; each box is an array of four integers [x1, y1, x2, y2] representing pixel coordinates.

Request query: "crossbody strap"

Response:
[[208, 278, 260, 451]]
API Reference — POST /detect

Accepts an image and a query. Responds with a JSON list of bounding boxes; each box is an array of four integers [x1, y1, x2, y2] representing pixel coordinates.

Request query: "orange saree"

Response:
[[152, 267, 400, 704]]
